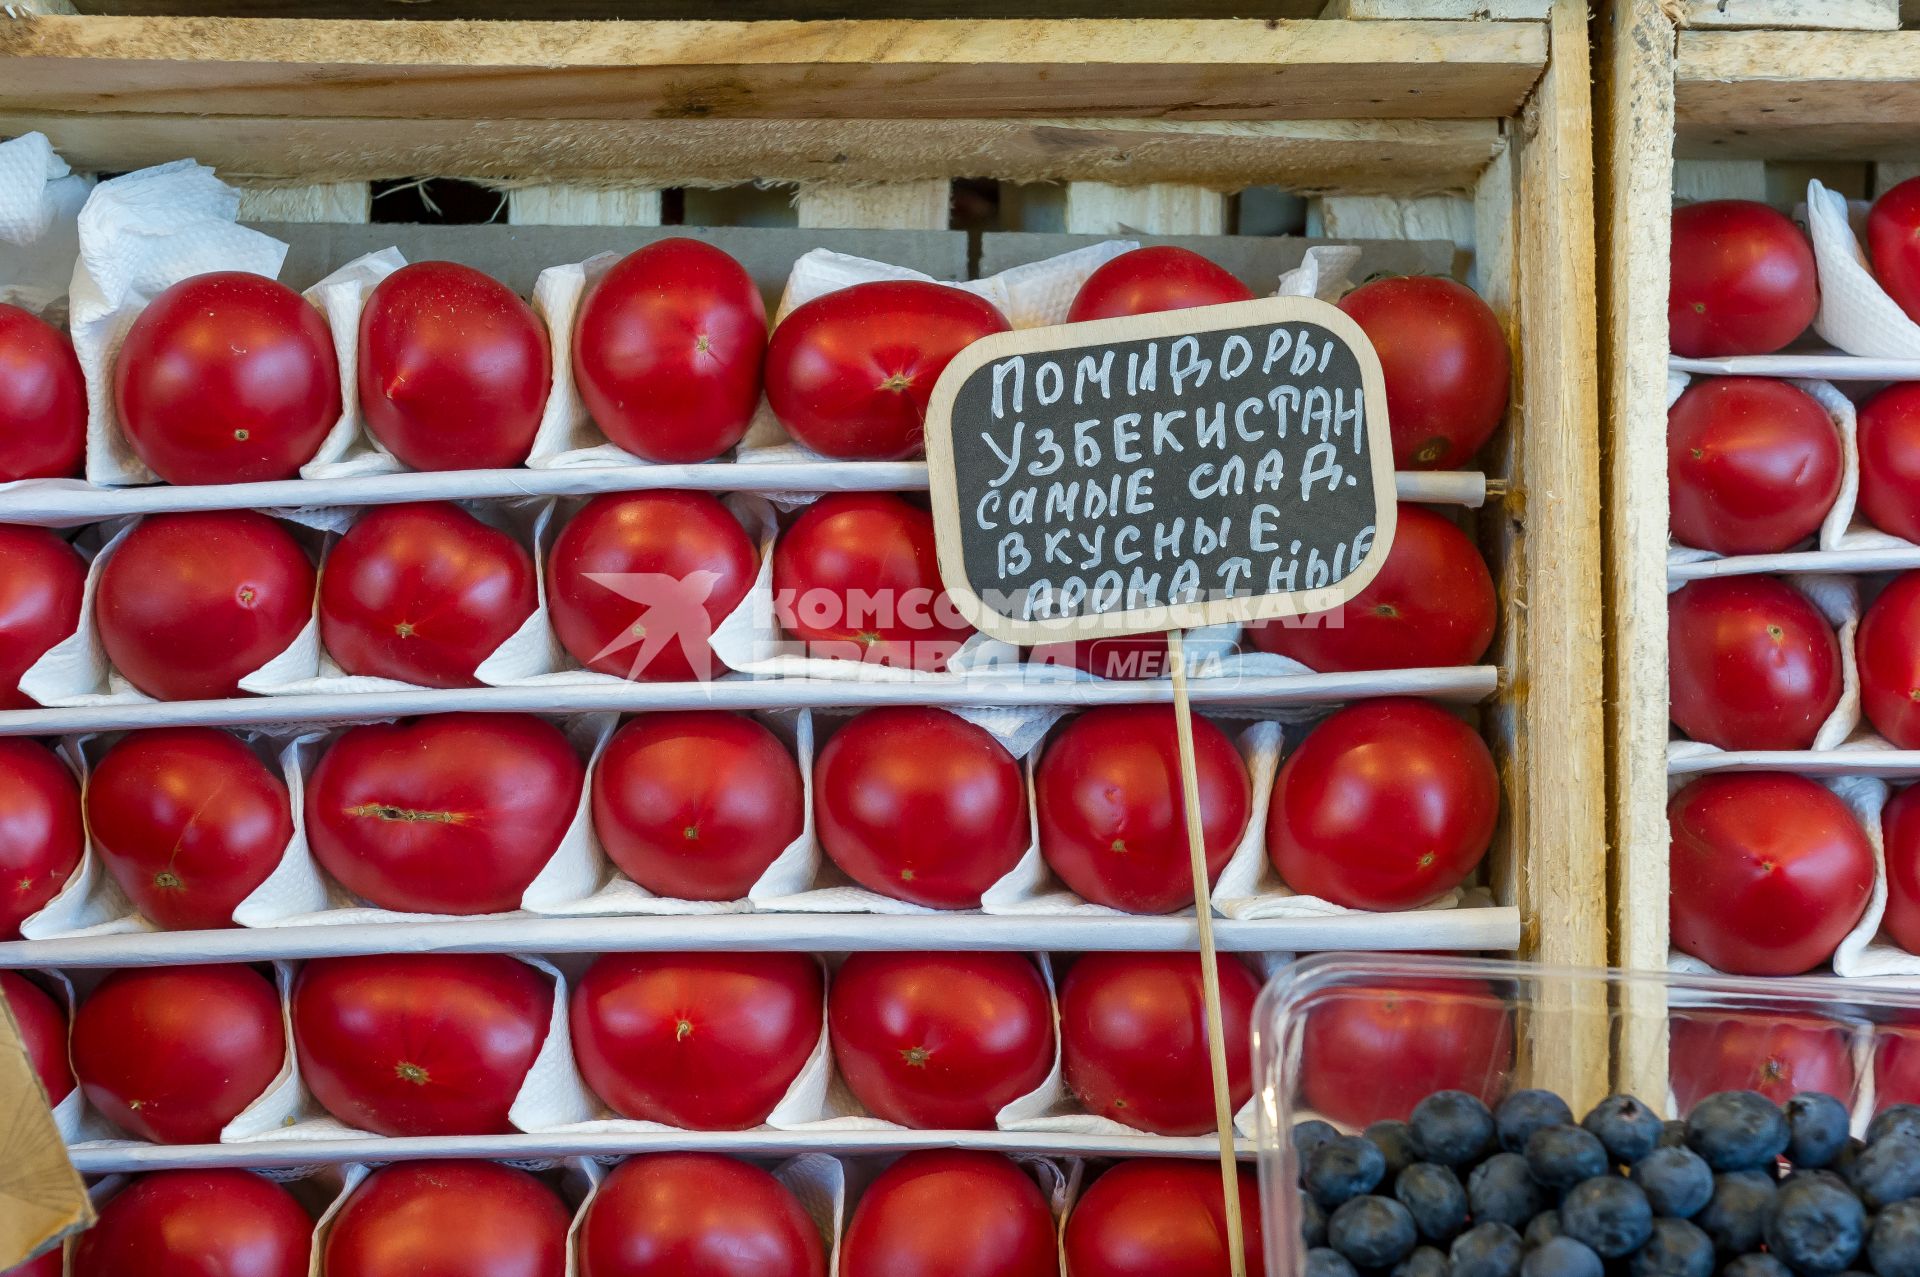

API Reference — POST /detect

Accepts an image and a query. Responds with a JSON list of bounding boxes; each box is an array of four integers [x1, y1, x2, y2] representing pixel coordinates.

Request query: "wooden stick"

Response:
[[1167, 627, 1246, 1277]]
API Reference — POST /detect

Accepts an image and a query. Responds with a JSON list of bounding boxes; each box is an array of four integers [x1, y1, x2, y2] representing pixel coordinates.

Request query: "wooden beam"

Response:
[[65, 0, 1330, 15], [507, 184, 663, 226], [795, 182, 950, 230], [1062, 182, 1230, 235], [1676, 0, 1897, 29], [0, 16, 1548, 122], [1323, 0, 1549, 16], [1678, 30, 1920, 157]]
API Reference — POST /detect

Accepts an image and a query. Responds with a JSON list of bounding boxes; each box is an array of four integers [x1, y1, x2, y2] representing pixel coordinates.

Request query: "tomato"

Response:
[[1670, 1012, 1854, 1112], [1667, 575, 1840, 750], [357, 261, 549, 471], [1856, 382, 1920, 542], [1886, 784, 1920, 955], [1032, 633, 1172, 681], [1064, 1159, 1263, 1277], [97, 510, 316, 701], [86, 727, 291, 930], [771, 493, 973, 672], [1036, 705, 1250, 914], [840, 1151, 1055, 1277], [1, 970, 72, 1105], [1875, 1026, 1920, 1110], [114, 272, 339, 485], [1668, 772, 1873, 976], [574, 239, 768, 464], [306, 713, 582, 915], [765, 280, 1010, 460], [1268, 699, 1499, 911], [1859, 571, 1920, 748], [73, 1170, 311, 1277], [319, 501, 537, 688], [323, 1160, 569, 1277], [1059, 952, 1256, 1136], [571, 952, 822, 1130], [291, 953, 549, 1137], [1298, 976, 1514, 1125], [0, 738, 81, 939], [591, 711, 803, 900], [828, 952, 1052, 1129], [1065, 246, 1255, 322], [1667, 377, 1841, 554], [813, 708, 1028, 909], [1669, 200, 1819, 358], [581, 1153, 826, 1277], [1, 1251, 57, 1277], [70, 964, 284, 1144], [548, 491, 757, 682], [1869, 177, 1920, 322], [0, 303, 84, 481], [0, 526, 84, 710], [1337, 275, 1510, 469], [1247, 504, 1496, 671]]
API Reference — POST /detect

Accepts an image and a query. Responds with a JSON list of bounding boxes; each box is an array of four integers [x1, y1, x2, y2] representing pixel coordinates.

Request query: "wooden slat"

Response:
[[1324, 0, 1549, 16], [1311, 193, 1475, 277], [795, 182, 950, 230], [507, 184, 663, 226], [1678, 30, 1920, 157], [1062, 182, 1230, 235], [1676, 0, 1897, 30], [233, 180, 370, 222], [65, 0, 1329, 16], [0, 16, 1549, 122]]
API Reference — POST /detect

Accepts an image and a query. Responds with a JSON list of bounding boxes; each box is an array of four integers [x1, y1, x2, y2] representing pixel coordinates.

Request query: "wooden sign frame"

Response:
[[923, 294, 1397, 646]]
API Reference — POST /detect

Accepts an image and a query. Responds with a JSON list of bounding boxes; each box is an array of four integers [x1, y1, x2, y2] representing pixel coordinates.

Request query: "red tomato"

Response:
[[1036, 705, 1250, 914], [0, 738, 81, 939], [1670, 1012, 1855, 1112], [813, 708, 1028, 909], [1667, 575, 1840, 750], [114, 272, 339, 484], [1059, 952, 1256, 1136], [319, 501, 537, 688], [292, 953, 549, 1137], [0, 303, 84, 481], [1886, 784, 1920, 954], [591, 711, 803, 900], [841, 1151, 1055, 1277], [1875, 1025, 1920, 1110], [1869, 177, 1920, 322], [0, 526, 84, 710], [1064, 1159, 1263, 1277], [580, 1153, 826, 1277], [1065, 246, 1256, 322], [1667, 377, 1841, 554], [1669, 200, 1819, 358], [1, 1251, 57, 1277], [86, 727, 291, 930], [96, 510, 315, 701], [772, 493, 973, 672], [571, 952, 822, 1129], [1032, 633, 1173, 681], [1247, 504, 1496, 671], [765, 280, 1010, 460], [70, 964, 284, 1144], [828, 952, 1052, 1129], [306, 713, 583, 915], [1668, 772, 1873, 976], [1, 970, 72, 1106], [548, 491, 756, 682], [1337, 275, 1510, 469], [1299, 977, 1514, 1125], [73, 1170, 311, 1277], [1856, 382, 1920, 542], [323, 1160, 569, 1277], [574, 239, 768, 464], [357, 261, 549, 471], [1268, 699, 1499, 912], [1859, 571, 1920, 748]]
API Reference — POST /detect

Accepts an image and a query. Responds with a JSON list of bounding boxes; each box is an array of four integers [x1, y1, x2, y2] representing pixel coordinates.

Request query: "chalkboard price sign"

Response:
[[924, 295, 1397, 645]]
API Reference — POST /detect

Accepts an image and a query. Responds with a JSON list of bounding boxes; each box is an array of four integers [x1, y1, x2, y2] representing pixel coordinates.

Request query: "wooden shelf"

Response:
[[1677, 28, 1920, 157]]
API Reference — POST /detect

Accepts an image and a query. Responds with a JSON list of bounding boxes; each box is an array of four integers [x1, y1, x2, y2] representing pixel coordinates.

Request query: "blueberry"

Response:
[[1696, 1170, 1777, 1256], [1414, 1091, 1499, 1167], [1498, 1090, 1576, 1154], [1397, 1163, 1470, 1243], [1583, 1094, 1664, 1164], [1524, 1211, 1564, 1248], [1297, 1118, 1342, 1163], [1308, 1135, 1388, 1209], [1520, 1237, 1602, 1277], [1781, 1168, 1849, 1192], [1395, 1245, 1452, 1277], [1331, 1194, 1420, 1268], [1869, 1199, 1920, 1277], [1684, 1091, 1790, 1171], [1870, 1103, 1920, 1146], [1723, 1257, 1794, 1277], [1450, 1222, 1524, 1277], [1785, 1094, 1852, 1169], [1558, 1176, 1653, 1259], [1846, 1132, 1920, 1210], [1658, 1120, 1688, 1150], [1766, 1177, 1866, 1274], [1370, 1120, 1420, 1177], [1468, 1153, 1546, 1229], [1832, 1137, 1864, 1179], [1302, 1191, 1329, 1248], [1309, 1247, 1361, 1277], [1628, 1217, 1714, 1277], [1629, 1146, 1713, 1219], [1525, 1126, 1610, 1191]]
